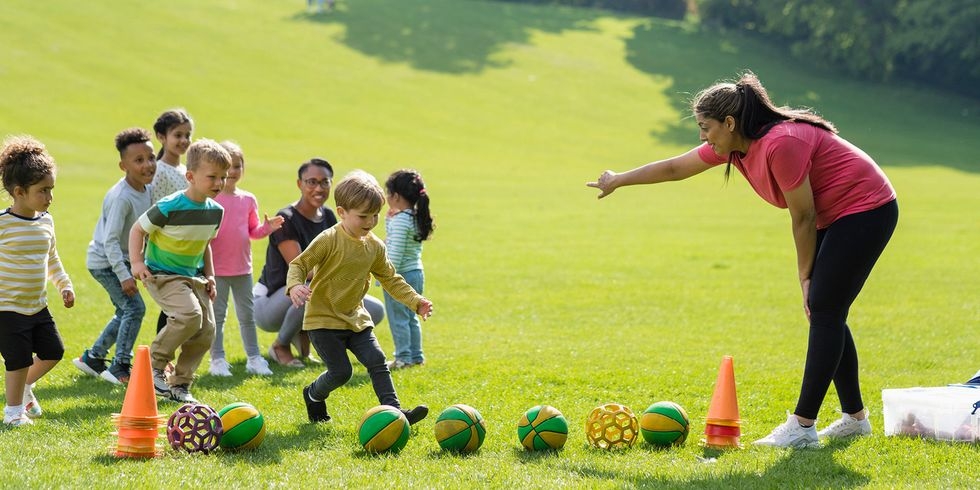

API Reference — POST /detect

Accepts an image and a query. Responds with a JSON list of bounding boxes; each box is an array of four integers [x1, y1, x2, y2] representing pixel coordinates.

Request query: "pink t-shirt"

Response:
[[697, 122, 895, 229], [210, 189, 273, 276]]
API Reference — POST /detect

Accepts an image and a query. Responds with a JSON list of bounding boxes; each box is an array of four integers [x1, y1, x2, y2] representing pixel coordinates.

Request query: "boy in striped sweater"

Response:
[[130, 139, 230, 403]]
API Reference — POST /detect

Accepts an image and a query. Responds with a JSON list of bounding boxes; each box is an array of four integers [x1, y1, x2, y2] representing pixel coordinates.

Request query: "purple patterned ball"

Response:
[[167, 403, 224, 453]]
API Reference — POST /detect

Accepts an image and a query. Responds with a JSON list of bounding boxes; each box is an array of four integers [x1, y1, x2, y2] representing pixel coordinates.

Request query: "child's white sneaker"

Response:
[[208, 357, 233, 377], [245, 355, 273, 376], [3, 406, 33, 427], [753, 412, 820, 448], [818, 411, 872, 438]]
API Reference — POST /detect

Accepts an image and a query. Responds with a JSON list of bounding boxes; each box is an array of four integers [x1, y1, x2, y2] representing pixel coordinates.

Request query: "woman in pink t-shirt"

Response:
[[588, 72, 898, 448]]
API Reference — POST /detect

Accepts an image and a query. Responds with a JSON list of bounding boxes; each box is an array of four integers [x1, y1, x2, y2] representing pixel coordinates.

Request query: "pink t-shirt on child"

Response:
[[210, 189, 274, 276], [697, 122, 895, 229]]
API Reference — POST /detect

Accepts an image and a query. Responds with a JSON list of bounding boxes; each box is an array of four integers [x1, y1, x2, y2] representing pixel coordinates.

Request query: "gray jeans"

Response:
[[253, 283, 384, 346], [212, 274, 261, 359]]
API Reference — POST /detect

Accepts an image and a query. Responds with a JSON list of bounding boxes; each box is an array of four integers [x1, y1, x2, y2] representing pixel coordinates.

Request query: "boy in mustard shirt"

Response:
[[287, 170, 432, 424]]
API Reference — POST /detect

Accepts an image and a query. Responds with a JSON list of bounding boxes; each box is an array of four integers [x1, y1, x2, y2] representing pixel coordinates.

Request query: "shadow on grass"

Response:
[[290, 0, 605, 74], [565, 438, 869, 487]]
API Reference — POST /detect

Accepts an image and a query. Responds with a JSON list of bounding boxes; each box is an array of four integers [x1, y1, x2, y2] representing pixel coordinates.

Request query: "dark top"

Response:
[[257, 205, 337, 296]]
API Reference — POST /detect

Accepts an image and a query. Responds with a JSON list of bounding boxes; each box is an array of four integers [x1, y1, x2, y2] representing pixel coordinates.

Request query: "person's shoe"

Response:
[[818, 411, 872, 438], [169, 384, 197, 403], [100, 362, 130, 385], [753, 412, 820, 448], [72, 350, 108, 377], [245, 355, 273, 376], [208, 357, 233, 377], [387, 359, 413, 370], [269, 344, 304, 368], [23, 384, 41, 418], [3, 412, 32, 427], [401, 405, 429, 425], [303, 385, 330, 423], [104, 363, 131, 385], [152, 368, 171, 397]]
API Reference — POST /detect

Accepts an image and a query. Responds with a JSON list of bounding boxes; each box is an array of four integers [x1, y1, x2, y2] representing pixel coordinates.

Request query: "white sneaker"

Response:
[[246, 355, 273, 376], [818, 411, 872, 438], [209, 357, 233, 377], [3, 406, 32, 427], [753, 412, 820, 448]]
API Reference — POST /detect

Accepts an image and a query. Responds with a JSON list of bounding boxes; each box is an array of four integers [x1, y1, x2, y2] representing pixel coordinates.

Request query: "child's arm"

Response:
[[129, 222, 152, 282], [47, 220, 74, 308], [285, 231, 331, 307], [203, 242, 216, 300], [372, 243, 433, 319], [384, 211, 411, 269], [247, 196, 284, 239], [102, 198, 138, 296]]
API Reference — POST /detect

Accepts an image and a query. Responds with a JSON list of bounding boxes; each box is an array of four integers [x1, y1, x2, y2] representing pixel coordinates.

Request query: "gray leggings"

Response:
[[253, 284, 384, 347], [212, 274, 261, 359]]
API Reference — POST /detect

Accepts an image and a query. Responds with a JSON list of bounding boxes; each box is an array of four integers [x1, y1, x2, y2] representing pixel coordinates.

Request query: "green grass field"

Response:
[[1, 0, 979, 487]]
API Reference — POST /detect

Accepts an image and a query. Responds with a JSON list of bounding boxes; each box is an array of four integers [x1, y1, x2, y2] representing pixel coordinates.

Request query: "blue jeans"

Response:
[[89, 267, 146, 367], [383, 269, 424, 364]]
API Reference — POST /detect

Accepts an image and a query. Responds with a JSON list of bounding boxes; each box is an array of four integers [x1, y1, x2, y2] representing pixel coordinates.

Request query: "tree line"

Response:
[[494, 0, 980, 99]]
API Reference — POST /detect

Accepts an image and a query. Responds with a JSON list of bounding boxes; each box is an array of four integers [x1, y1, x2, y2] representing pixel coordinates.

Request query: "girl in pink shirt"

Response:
[[207, 141, 284, 377], [588, 72, 897, 448]]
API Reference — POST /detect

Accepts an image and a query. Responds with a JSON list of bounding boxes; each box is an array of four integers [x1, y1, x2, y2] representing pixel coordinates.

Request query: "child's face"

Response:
[[224, 155, 244, 190], [185, 160, 228, 201], [157, 122, 192, 158], [120, 141, 156, 187], [338, 204, 380, 239], [14, 173, 56, 215]]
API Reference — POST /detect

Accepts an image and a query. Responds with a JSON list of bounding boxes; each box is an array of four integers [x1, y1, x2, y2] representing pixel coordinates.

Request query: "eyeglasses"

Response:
[[302, 178, 332, 189]]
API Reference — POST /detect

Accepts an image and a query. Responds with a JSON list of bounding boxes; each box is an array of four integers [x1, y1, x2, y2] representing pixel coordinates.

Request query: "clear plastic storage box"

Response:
[[881, 386, 980, 442]]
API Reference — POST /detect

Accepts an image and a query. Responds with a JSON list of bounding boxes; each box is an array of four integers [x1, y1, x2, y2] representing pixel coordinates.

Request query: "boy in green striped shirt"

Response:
[[130, 139, 230, 403]]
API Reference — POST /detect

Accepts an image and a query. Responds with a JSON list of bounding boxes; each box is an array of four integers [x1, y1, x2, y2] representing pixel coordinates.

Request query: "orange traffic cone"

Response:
[[111, 345, 165, 458], [703, 355, 742, 449]]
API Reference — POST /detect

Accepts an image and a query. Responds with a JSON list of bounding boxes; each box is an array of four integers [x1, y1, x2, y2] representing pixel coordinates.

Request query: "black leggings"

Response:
[[794, 200, 898, 419]]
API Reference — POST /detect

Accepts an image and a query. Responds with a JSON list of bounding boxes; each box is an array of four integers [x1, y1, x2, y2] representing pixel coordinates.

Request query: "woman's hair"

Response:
[[219, 140, 244, 166], [386, 169, 434, 241], [298, 157, 333, 180], [115, 127, 152, 154], [692, 72, 836, 180], [152, 108, 194, 160], [0, 135, 56, 196], [334, 170, 384, 214]]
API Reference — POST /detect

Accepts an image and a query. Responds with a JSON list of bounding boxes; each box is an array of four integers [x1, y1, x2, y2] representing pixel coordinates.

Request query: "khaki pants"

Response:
[[145, 274, 214, 386]]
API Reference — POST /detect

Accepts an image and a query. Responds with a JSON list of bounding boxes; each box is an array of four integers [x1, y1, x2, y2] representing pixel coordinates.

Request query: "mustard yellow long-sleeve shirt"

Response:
[[286, 223, 421, 332]]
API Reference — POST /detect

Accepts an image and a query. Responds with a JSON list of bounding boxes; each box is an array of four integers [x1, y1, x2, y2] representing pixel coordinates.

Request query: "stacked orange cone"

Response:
[[111, 345, 165, 458], [703, 355, 742, 449]]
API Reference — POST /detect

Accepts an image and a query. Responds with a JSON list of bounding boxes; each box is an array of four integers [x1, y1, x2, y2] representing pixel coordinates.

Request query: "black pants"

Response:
[[307, 327, 400, 408], [795, 200, 898, 419]]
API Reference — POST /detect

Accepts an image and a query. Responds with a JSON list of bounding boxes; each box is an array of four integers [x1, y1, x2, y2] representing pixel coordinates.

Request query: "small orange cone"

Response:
[[703, 355, 743, 449], [111, 345, 165, 458]]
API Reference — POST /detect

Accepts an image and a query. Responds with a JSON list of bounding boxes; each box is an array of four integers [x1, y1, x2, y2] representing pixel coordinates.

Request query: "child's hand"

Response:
[[289, 285, 311, 308], [416, 298, 433, 320], [131, 262, 152, 282], [121, 278, 138, 297], [62, 290, 75, 308], [206, 276, 217, 301], [264, 213, 285, 232]]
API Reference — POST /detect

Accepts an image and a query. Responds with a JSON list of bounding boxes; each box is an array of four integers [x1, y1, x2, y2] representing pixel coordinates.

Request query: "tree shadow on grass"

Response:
[[624, 20, 980, 173], [290, 0, 604, 74]]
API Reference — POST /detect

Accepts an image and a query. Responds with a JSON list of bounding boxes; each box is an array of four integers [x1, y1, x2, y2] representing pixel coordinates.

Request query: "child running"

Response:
[[382, 169, 435, 370], [73, 128, 157, 384], [287, 170, 432, 424], [0, 136, 75, 426], [207, 141, 283, 377], [130, 139, 230, 403], [151, 108, 193, 335]]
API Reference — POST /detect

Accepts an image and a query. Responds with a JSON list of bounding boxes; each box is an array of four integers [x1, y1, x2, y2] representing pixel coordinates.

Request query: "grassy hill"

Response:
[[1, 0, 978, 487]]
